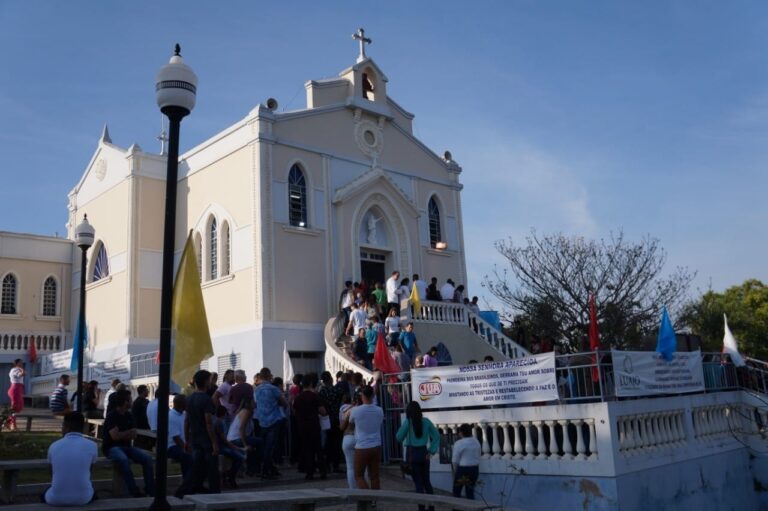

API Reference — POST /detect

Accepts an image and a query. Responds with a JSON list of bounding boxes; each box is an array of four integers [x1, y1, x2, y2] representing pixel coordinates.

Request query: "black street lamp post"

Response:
[[150, 44, 197, 511], [73, 215, 95, 412]]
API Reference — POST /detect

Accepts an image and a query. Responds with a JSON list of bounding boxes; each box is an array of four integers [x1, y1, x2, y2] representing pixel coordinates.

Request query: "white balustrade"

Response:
[[617, 410, 687, 456], [435, 417, 600, 467], [407, 300, 528, 359]]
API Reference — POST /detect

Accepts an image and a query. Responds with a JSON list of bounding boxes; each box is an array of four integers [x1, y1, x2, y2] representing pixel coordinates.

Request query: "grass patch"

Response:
[[0, 432, 59, 460], [0, 431, 181, 484]]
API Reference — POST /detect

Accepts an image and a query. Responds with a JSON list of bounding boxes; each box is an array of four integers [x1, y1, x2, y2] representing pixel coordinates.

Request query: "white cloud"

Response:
[[457, 138, 598, 310]]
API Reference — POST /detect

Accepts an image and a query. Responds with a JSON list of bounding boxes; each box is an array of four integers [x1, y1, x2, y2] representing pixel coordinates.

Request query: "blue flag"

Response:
[[656, 306, 676, 362], [70, 317, 88, 373]]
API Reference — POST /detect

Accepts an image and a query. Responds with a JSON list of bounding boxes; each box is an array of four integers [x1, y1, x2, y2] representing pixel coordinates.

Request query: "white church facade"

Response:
[[0, 37, 469, 387]]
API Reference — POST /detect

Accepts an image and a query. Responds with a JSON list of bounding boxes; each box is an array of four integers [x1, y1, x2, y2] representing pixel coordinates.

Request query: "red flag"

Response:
[[588, 294, 600, 382], [373, 330, 400, 381], [28, 336, 37, 363], [155, 348, 161, 365]]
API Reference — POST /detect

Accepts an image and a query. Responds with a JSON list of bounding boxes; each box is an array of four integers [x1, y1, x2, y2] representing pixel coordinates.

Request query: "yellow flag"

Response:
[[171, 233, 213, 387], [409, 282, 422, 318]]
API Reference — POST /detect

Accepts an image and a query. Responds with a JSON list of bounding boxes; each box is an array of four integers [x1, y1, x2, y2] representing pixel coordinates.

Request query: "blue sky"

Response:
[[1, 1, 766, 307]]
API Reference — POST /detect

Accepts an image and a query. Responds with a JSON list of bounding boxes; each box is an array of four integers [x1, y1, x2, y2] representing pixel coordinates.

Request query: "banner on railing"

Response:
[[411, 352, 558, 409], [612, 350, 705, 397]]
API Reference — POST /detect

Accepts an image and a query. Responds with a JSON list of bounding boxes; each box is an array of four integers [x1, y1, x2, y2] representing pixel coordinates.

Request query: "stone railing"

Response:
[[1, 331, 63, 354], [420, 389, 761, 478], [440, 417, 598, 462], [324, 313, 375, 381], [616, 409, 686, 455], [405, 300, 528, 359]]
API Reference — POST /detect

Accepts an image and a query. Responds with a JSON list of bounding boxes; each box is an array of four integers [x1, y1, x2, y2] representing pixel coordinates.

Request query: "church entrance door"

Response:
[[360, 249, 387, 286]]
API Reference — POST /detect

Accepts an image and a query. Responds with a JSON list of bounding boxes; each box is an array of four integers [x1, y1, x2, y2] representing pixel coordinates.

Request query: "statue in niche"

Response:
[[367, 213, 383, 245]]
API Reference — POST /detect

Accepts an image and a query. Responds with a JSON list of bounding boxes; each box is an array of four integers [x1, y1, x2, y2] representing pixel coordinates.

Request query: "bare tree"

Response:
[[483, 231, 694, 350]]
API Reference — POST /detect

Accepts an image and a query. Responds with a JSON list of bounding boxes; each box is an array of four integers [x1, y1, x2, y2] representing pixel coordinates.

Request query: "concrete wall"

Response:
[[434, 448, 757, 511]]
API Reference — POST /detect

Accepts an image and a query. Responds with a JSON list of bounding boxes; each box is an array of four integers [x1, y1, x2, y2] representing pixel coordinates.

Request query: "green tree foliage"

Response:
[[681, 279, 768, 359], [484, 231, 694, 350]]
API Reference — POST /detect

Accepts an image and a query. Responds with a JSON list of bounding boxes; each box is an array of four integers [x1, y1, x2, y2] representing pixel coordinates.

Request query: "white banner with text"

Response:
[[612, 350, 705, 397], [411, 352, 558, 409]]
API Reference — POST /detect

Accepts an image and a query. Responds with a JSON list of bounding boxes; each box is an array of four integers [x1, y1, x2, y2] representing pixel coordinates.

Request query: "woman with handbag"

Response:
[[395, 401, 440, 510]]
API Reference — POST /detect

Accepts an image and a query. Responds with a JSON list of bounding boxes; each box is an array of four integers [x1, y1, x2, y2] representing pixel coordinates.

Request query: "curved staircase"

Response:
[[324, 299, 528, 378]]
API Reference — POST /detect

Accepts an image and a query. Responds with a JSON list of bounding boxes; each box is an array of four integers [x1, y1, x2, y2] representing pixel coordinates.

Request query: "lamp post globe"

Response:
[[151, 44, 197, 511], [74, 215, 95, 250], [155, 44, 197, 116], [73, 215, 94, 414]]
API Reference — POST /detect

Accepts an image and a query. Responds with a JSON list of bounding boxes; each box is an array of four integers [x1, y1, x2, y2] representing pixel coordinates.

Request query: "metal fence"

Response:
[[130, 351, 159, 380]]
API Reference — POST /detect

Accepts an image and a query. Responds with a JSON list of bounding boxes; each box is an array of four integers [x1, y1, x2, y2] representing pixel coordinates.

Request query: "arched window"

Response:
[[288, 165, 308, 228], [93, 243, 110, 282], [221, 221, 231, 277], [42, 276, 57, 316], [428, 196, 442, 248], [362, 70, 376, 100], [1, 274, 17, 315], [209, 218, 218, 281], [194, 232, 203, 280]]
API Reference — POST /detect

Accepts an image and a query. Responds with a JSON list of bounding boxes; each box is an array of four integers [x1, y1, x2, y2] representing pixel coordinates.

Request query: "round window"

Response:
[[363, 130, 376, 146]]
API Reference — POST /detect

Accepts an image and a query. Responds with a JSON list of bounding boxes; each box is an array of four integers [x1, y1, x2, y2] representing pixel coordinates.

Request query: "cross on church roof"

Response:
[[352, 27, 372, 62]]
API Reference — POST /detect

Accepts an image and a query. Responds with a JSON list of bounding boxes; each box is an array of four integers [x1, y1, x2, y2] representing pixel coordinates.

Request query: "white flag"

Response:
[[723, 314, 746, 367], [282, 340, 295, 382]]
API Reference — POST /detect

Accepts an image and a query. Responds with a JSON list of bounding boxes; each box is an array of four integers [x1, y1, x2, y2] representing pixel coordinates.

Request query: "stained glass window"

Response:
[[93, 244, 110, 282]]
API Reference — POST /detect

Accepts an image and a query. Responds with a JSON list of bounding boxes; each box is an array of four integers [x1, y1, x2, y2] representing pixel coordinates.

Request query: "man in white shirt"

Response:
[[411, 274, 428, 301], [451, 423, 481, 500], [167, 394, 192, 477], [440, 279, 456, 301], [102, 378, 121, 418], [385, 271, 401, 315], [345, 303, 368, 336], [147, 397, 159, 431], [44, 412, 98, 506], [349, 385, 383, 490]]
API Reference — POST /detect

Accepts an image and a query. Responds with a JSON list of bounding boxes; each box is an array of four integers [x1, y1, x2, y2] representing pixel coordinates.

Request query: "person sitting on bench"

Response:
[[43, 412, 98, 506], [103, 389, 155, 497]]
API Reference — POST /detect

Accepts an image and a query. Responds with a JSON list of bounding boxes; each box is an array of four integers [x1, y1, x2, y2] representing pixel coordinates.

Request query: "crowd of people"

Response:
[[341, 272, 479, 373], [36, 365, 482, 505]]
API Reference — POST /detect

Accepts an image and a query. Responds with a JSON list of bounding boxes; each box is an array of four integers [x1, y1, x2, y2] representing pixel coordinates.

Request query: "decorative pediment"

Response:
[[332, 167, 418, 217]]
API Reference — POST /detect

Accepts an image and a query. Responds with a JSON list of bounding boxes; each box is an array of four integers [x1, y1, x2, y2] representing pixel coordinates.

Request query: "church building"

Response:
[[0, 30, 469, 388]]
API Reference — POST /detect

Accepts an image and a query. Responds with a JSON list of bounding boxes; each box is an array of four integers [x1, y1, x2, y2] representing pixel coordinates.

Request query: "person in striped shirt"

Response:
[[49, 374, 71, 416]]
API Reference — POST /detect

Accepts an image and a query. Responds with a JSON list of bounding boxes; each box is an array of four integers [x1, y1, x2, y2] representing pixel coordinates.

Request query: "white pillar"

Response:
[[512, 422, 524, 459], [588, 419, 598, 460], [480, 422, 491, 459], [502, 422, 513, 460], [575, 419, 587, 460], [492, 424, 503, 459], [535, 421, 547, 460], [559, 419, 573, 459], [546, 420, 560, 460], [524, 421, 535, 460]]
